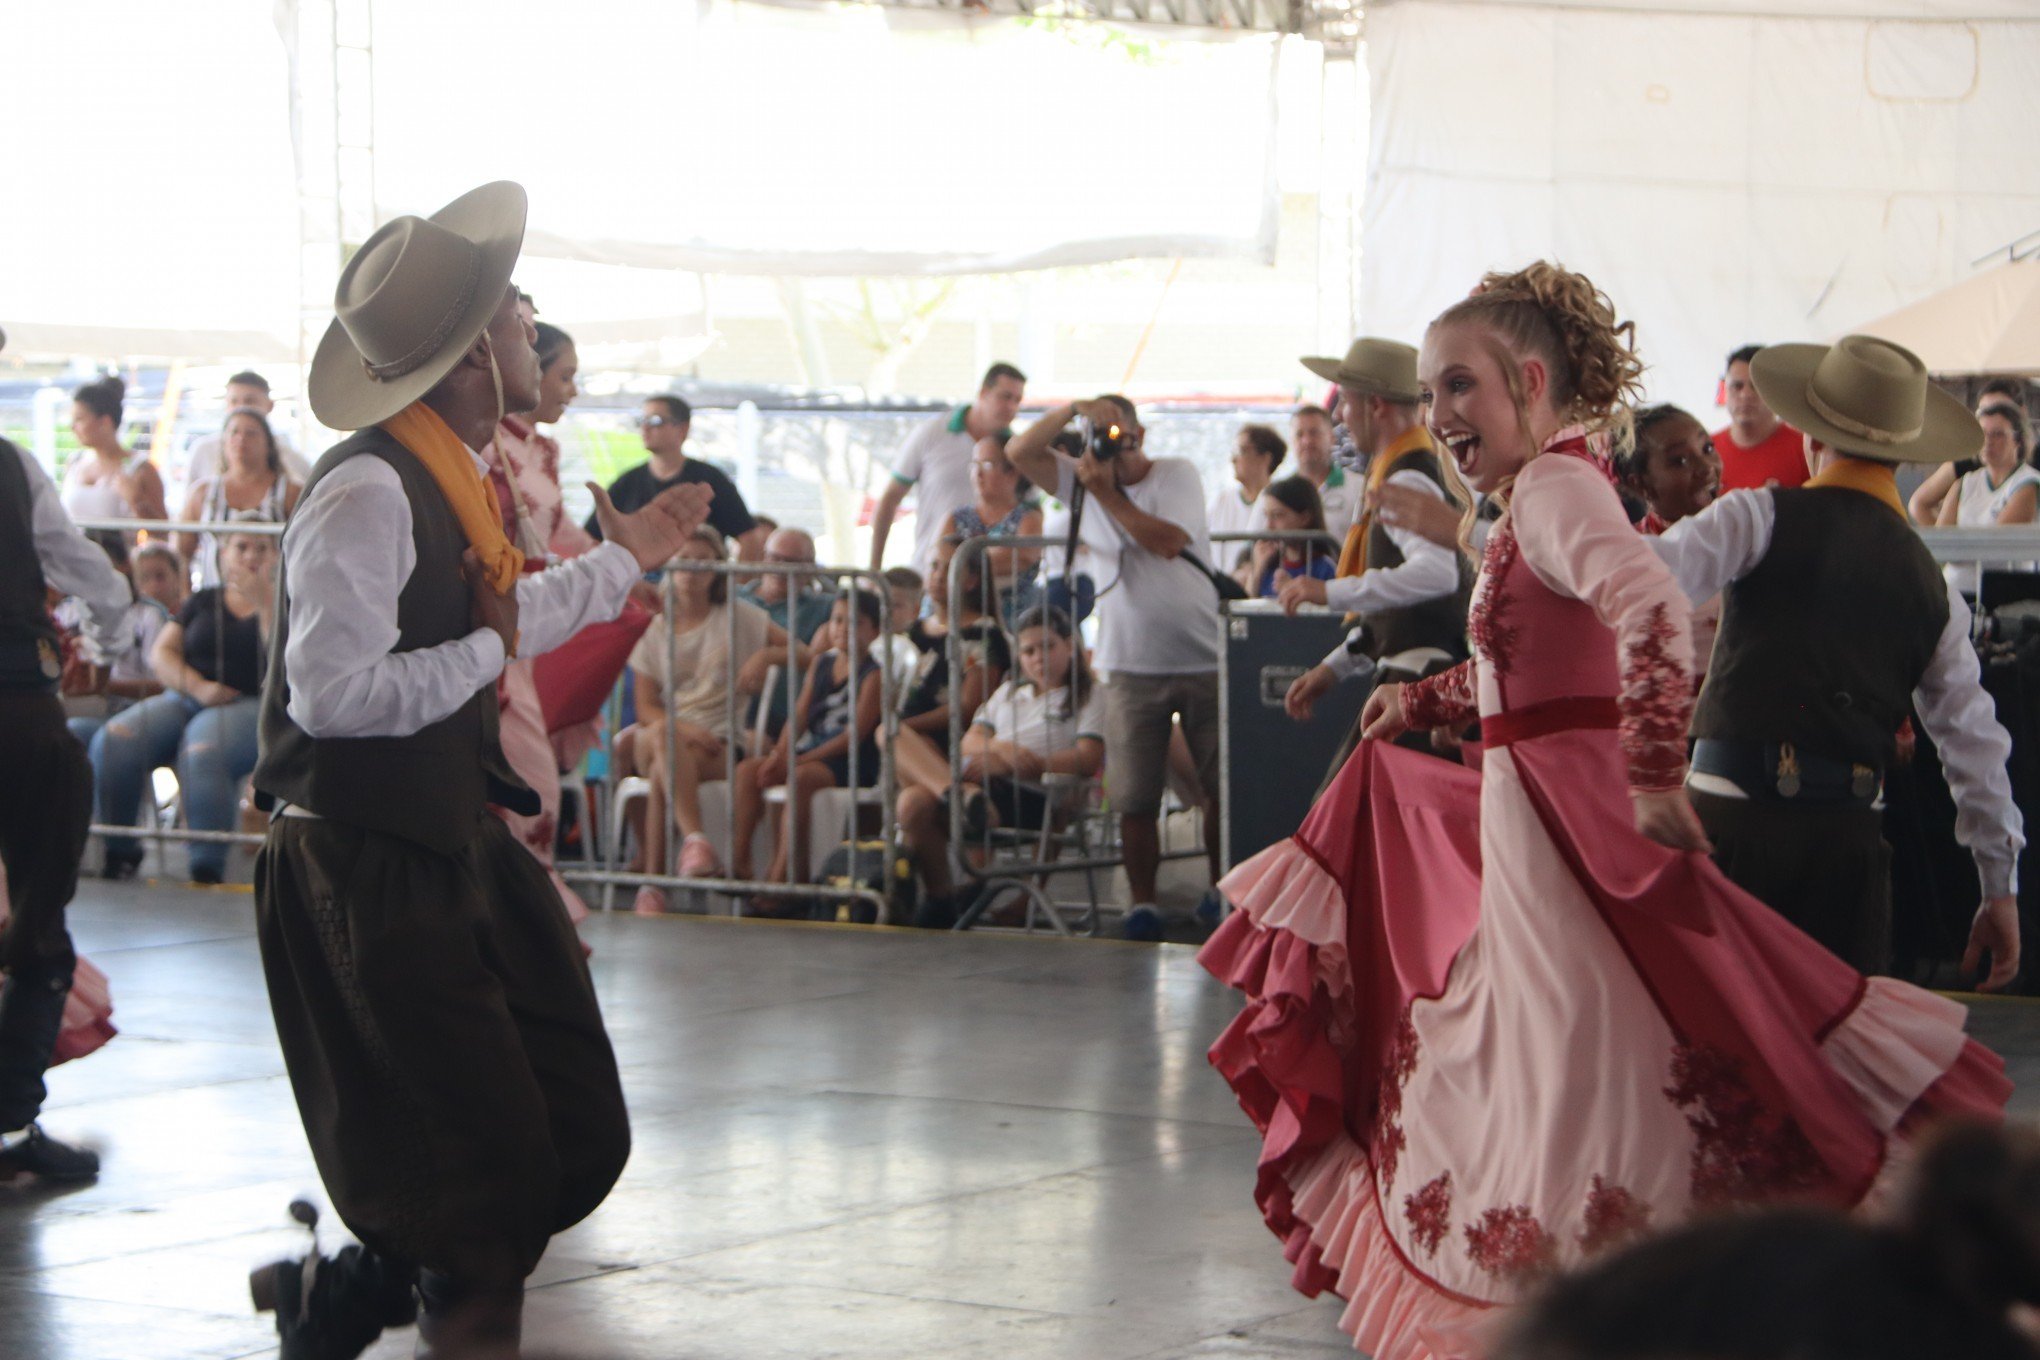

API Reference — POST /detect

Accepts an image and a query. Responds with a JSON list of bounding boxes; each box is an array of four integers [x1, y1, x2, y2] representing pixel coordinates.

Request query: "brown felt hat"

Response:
[[1749, 335, 1982, 465], [308, 181, 527, 430], [1300, 337, 1421, 403]]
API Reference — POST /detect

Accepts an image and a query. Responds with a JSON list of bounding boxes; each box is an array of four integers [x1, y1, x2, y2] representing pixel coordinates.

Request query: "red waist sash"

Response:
[[1483, 694, 1619, 748]]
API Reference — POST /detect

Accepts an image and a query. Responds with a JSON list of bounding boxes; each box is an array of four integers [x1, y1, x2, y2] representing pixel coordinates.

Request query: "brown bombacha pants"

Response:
[[256, 814, 629, 1288], [1690, 788, 1894, 977]]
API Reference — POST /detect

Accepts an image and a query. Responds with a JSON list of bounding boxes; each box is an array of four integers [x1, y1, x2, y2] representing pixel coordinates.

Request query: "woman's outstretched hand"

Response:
[[1632, 787, 1709, 852], [1360, 682, 1408, 742]]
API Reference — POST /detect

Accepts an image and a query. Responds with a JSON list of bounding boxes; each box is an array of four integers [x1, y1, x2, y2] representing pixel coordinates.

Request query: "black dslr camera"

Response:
[[1082, 415, 1126, 462]]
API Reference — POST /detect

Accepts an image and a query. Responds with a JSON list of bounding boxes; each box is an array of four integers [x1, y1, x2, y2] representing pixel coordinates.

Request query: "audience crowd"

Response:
[[35, 338, 2040, 970]]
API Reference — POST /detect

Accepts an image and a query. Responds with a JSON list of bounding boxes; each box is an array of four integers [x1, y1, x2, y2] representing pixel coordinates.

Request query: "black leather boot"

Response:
[[249, 1200, 417, 1360], [415, 1271, 523, 1360]]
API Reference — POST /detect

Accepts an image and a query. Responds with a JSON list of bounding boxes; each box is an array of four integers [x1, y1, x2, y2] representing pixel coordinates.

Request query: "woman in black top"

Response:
[[89, 523, 275, 883]]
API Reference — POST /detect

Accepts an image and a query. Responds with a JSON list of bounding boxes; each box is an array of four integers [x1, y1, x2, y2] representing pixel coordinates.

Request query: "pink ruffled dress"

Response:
[[485, 417, 601, 923], [1199, 433, 2009, 1360], [0, 870, 116, 1065]]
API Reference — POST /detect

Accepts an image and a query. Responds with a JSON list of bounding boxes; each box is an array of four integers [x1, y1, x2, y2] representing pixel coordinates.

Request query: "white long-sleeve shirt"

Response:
[[1319, 469, 1461, 679], [1652, 488, 2024, 897], [280, 450, 640, 739], [19, 443, 132, 657]]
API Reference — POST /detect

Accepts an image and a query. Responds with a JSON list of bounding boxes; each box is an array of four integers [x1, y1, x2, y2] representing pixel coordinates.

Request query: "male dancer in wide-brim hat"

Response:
[[247, 181, 709, 1359], [1652, 334, 2022, 987], [1281, 337, 1471, 784]]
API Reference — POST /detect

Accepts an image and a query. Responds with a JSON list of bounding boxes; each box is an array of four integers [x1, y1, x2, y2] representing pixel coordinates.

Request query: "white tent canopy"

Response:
[[1360, 0, 2040, 413], [1855, 255, 2040, 376], [0, 0, 1280, 364]]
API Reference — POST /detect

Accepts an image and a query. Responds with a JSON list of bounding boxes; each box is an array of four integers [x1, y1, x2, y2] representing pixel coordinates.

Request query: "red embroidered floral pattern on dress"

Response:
[[1404, 1172, 1453, 1256], [1578, 1175, 1652, 1254], [1464, 1205, 1559, 1281], [1401, 660, 1478, 734], [1373, 1007, 1421, 1189], [1618, 601, 1691, 791], [1468, 522, 1522, 675], [1664, 1041, 1828, 1206]]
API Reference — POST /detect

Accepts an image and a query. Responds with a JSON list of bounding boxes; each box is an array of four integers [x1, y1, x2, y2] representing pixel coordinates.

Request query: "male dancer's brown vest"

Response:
[[253, 428, 534, 856], [1360, 447, 1471, 662], [1692, 487, 1946, 768]]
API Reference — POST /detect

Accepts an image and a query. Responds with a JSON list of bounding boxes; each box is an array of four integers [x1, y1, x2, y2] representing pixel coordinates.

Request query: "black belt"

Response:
[[1690, 738, 1881, 807]]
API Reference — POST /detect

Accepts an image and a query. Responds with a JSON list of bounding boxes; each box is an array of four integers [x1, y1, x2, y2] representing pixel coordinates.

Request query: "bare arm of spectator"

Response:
[[1909, 464, 1958, 527], [122, 460, 168, 521], [633, 668, 665, 734], [869, 478, 910, 570], [283, 480, 304, 518], [735, 524, 769, 562], [1081, 459, 1189, 560], [1005, 402, 1079, 496], [174, 483, 207, 566], [735, 624, 807, 695], [150, 620, 236, 706], [987, 506, 1044, 579], [1997, 484, 2038, 525], [1936, 481, 1962, 527]]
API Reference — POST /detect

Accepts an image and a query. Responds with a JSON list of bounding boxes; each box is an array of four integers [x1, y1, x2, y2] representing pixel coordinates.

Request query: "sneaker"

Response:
[[1195, 888, 1228, 928], [101, 846, 143, 881], [190, 864, 225, 887], [632, 886, 669, 916], [1122, 903, 1165, 943], [250, 1200, 416, 1360], [678, 834, 720, 878], [0, 1124, 99, 1182]]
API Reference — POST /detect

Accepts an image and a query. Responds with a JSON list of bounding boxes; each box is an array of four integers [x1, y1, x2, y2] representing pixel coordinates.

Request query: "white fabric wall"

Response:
[[370, 0, 1281, 276], [1361, 0, 2040, 413]]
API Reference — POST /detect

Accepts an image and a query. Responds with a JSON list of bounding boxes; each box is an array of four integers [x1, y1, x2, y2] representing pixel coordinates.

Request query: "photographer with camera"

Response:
[[1008, 396, 1222, 941]]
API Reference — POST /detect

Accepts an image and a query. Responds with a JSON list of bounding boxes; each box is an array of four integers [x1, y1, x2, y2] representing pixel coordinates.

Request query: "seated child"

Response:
[[897, 605, 1104, 928], [730, 586, 886, 899]]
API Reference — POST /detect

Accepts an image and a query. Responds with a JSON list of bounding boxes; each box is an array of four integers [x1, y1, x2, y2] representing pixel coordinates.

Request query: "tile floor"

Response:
[[5, 878, 2037, 1360]]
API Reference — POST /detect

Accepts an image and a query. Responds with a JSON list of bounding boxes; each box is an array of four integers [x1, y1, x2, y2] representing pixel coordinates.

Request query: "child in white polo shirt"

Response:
[[899, 604, 1105, 927]]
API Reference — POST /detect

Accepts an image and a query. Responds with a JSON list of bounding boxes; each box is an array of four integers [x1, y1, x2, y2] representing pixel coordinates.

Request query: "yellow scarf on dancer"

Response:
[[1805, 457, 1906, 520], [380, 401, 525, 652], [1334, 423, 1440, 579]]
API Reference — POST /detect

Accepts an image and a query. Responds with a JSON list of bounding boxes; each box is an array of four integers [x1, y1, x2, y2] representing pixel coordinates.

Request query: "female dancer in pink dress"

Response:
[[1199, 264, 2013, 1360], [485, 321, 601, 921]]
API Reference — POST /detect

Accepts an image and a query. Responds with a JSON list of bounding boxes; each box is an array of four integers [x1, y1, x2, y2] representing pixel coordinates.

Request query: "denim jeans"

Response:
[[90, 690, 260, 877]]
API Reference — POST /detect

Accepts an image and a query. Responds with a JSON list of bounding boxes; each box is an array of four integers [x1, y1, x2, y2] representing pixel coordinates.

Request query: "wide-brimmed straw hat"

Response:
[[1749, 335, 1981, 465], [308, 181, 528, 430], [1300, 337, 1421, 403]]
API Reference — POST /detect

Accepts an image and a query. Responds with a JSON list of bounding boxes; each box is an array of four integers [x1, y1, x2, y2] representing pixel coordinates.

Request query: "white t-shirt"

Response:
[[1054, 456, 1219, 676], [1314, 466, 1360, 546], [628, 597, 773, 740], [890, 407, 979, 576], [975, 677, 1107, 770], [1947, 462, 2040, 595], [1040, 495, 1122, 585], [1206, 483, 1269, 570]]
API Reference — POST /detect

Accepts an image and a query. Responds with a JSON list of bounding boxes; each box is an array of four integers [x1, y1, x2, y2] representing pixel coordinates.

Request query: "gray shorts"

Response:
[[1104, 671, 1219, 818]]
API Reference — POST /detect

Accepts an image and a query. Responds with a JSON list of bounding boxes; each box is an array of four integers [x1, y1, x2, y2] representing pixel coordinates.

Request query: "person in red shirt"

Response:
[[1713, 343, 1809, 490]]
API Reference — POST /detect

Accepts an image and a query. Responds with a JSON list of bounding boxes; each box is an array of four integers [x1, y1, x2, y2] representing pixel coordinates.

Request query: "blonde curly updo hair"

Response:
[[1432, 261, 1645, 436]]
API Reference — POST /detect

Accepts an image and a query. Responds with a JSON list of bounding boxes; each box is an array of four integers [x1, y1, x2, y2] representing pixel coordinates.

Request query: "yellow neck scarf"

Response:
[[1805, 456, 1906, 520], [380, 402, 525, 655], [1335, 423, 1439, 578]]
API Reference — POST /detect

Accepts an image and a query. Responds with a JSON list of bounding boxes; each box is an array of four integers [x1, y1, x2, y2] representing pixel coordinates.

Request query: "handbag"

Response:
[[532, 600, 654, 732]]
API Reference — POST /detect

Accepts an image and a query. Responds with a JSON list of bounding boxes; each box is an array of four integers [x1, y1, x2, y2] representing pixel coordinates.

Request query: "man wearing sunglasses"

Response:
[[585, 395, 764, 558]]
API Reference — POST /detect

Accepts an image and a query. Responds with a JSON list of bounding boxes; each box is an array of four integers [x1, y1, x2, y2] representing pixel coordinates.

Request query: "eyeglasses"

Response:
[[637, 415, 674, 429]]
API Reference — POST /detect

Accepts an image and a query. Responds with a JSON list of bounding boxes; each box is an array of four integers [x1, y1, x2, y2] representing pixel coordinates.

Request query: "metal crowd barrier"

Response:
[[559, 560, 896, 922], [70, 515, 286, 859]]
